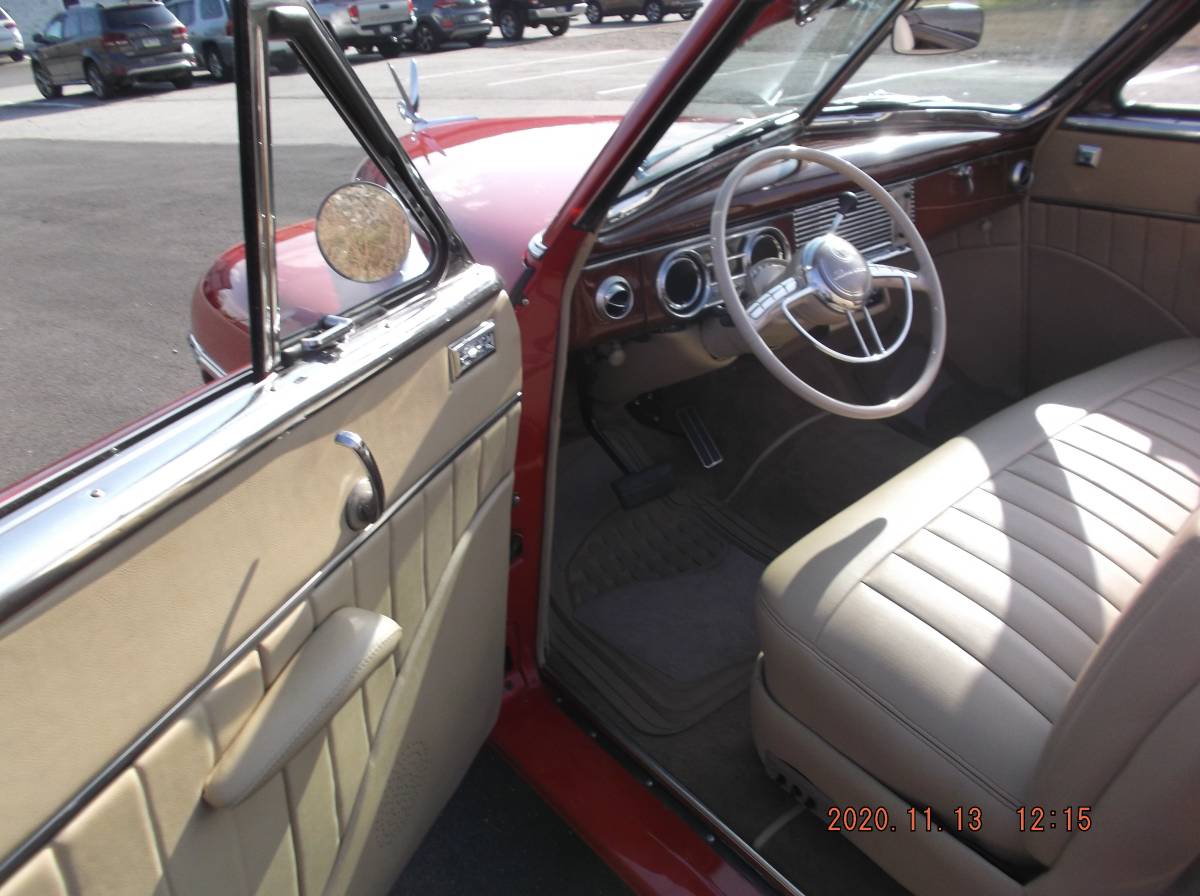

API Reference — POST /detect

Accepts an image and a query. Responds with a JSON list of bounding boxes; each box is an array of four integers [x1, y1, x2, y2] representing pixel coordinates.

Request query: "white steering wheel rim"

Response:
[[711, 145, 946, 420]]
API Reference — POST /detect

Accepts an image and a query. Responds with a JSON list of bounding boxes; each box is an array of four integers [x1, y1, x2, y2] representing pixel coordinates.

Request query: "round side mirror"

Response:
[[315, 182, 412, 283]]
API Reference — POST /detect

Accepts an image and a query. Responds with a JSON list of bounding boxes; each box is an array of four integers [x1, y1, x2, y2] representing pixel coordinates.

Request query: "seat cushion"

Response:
[[756, 338, 1200, 865]]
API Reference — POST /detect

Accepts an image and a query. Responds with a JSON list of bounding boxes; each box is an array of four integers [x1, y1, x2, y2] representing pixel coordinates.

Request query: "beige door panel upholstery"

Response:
[[1033, 129, 1200, 220], [755, 339, 1200, 895], [926, 203, 1026, 397], [0, 283, 522, 895], [204, 607, 403, 808], [1028, 201, 1198, 388], [1028, 128, 1200, 389]]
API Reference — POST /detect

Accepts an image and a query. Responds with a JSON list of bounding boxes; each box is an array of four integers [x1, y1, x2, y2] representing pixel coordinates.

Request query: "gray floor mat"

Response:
[[573, 546, 762, 684], [556, 493, 767, 734], [726, 416, 930, 553]]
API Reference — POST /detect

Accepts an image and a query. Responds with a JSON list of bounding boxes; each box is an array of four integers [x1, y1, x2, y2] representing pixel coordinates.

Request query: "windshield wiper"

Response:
[[825, 91, 962, 112], [633, 108, 802, 182], [712, 108, 802, 153]]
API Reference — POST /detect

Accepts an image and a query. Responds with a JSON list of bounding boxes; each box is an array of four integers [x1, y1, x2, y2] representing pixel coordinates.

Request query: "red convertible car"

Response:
[[4, 1, 1200, 895]]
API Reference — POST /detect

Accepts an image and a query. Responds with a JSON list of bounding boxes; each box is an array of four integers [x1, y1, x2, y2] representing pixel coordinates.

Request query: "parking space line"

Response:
[[491, 55, 665, 87], [0, 100, 83, 108], [596, 83, 646, 96], [421, 48, 627, 80], [842, 59, 997, 90]]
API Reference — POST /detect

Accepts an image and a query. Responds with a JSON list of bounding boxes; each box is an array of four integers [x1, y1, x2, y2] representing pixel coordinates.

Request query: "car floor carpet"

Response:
[[549, 435, 771, 735], [719, 414, 931, 554]]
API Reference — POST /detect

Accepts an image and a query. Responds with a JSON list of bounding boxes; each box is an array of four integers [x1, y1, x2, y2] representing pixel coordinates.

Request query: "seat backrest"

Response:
[[1028, 510, 1200, 896]]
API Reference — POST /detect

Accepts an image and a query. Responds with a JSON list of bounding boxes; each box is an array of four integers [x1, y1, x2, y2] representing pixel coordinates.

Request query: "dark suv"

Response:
[[31, 2, 196, 101], [411, 0, 491, 51], [583, 0, 698, 23]]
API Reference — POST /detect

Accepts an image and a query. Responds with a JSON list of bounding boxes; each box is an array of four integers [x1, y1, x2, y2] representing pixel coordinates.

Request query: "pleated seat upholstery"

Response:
[[752, 339, 1200, 896]]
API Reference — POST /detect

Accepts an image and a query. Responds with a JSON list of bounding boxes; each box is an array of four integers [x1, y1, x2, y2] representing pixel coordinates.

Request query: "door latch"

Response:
[[334, 431, 385, 530], [300, 315, 355, 355]]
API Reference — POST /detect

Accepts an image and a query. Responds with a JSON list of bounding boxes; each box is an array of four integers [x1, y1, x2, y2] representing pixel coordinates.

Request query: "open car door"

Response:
[[0, 2, 520, 893]]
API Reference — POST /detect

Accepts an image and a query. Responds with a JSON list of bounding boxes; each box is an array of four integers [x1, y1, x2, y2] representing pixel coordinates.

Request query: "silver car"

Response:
[[312, 0, 415, 56], [0, 4, 25, 61], [164, 0, 297, 80]]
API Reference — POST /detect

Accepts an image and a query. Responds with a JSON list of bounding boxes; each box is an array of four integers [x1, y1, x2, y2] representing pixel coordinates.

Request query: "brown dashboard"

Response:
[[570, 128, 1034, 350]]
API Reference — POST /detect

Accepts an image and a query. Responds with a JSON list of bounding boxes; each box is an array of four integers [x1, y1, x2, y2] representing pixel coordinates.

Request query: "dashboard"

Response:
[[569, 130, 1035, 351]]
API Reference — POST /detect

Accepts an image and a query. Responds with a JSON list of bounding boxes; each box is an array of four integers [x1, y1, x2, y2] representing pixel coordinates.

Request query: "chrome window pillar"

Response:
[[233, 0, 280, 379]]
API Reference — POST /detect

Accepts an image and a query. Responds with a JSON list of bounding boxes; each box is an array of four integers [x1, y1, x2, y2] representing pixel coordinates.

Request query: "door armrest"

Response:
[[204, 606, 401, 808]]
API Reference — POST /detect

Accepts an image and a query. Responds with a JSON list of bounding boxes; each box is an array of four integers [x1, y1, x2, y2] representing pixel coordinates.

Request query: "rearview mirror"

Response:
[[892, 2, 983, 55], [32, 32, 46, 44], [315, 183, 411, 283]]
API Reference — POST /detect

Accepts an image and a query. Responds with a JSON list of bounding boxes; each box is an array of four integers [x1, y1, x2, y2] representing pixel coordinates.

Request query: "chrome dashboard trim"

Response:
[[656, 247, 710, 319], [741, 226, 791, 267], [595, 275, 635, 320], [0, 263, 503, 629], [0, 389, 521, 884]]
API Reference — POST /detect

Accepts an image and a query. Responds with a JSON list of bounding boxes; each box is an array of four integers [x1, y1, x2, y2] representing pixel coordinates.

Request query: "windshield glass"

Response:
[[624, 0, 1150, 198], [830, 0, 1148, 112], [621, 0, 898, 195]]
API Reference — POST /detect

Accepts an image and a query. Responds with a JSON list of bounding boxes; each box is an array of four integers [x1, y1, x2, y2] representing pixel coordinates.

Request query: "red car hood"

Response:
[[402, 116, 620, 289]]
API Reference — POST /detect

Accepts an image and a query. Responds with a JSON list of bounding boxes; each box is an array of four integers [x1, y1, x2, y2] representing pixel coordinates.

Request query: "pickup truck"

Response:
[[312, 0, 415, 55]]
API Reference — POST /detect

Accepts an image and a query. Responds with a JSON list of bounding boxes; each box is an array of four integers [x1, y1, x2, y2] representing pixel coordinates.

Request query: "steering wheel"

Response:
[[711, 146, 946, 420]]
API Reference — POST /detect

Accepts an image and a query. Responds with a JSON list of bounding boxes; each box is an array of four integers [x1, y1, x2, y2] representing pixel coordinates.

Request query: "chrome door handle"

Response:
[[334, 431, 385, 530]]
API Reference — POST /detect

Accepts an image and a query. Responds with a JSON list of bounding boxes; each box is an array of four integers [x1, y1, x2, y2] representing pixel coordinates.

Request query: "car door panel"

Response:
[[1028, 123, 1200, 388], [0, 270, 521, 895]]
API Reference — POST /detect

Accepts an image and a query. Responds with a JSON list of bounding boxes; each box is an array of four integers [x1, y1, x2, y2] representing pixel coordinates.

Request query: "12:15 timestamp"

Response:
[[1018, 806, 1092, 832]]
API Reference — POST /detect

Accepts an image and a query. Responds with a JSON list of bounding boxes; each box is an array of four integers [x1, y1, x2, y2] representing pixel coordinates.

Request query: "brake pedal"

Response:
[[676, 407, 723, 469], [611, 462, 674, 510]]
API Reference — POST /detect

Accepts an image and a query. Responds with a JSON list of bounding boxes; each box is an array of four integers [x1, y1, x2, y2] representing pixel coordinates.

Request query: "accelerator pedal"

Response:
[[676, 407, 723, 469]]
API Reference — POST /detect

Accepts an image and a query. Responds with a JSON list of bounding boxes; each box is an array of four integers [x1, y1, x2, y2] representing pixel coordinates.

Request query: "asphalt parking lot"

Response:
[[0, 0, 1193, 489], [0, 18, 690, 488]]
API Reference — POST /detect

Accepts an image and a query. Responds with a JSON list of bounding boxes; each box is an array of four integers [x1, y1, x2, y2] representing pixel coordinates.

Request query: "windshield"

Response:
[[625, 0, 1151, 197], [830, 0, 1149, 112], [622, 0, 898, 195]]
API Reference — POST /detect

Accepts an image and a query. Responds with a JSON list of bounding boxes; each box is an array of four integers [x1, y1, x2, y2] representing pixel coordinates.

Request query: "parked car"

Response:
[[491, 0, 574, 41], [164, 0, 297, 79], [311, 0, 415, 56], [7, 3, 1200, 896], [410, 0, 491, 51], [583, 0, 698, 23], [29, 1, 195, 100], [0, 4, 24, 60]]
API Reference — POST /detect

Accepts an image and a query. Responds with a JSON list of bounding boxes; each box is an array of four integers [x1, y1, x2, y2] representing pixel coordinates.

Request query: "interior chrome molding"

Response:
[[553, 681, 806, 896], [0, 391, 519, 883], [0, 263, 503, 628], [1064, 113, 1200, 142]]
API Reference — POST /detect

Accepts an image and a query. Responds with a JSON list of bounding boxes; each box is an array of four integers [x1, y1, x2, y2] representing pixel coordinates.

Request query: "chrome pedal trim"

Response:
[[677, 406, 723, 469]]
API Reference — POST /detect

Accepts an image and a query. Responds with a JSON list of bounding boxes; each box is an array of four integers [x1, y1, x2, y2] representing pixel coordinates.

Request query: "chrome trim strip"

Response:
[[0, 389, 520, 883], [248, 5, 281, 376], [549, 679, 806, 896], [186, 333, 228, 380], [0, 264, 502, 628], [1063, 113, 1200, 142]]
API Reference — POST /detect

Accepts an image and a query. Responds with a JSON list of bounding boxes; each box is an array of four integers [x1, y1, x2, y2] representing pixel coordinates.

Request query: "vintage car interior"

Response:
[[1, 0, 1197, 895], [542, 2, 1200, 895]]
